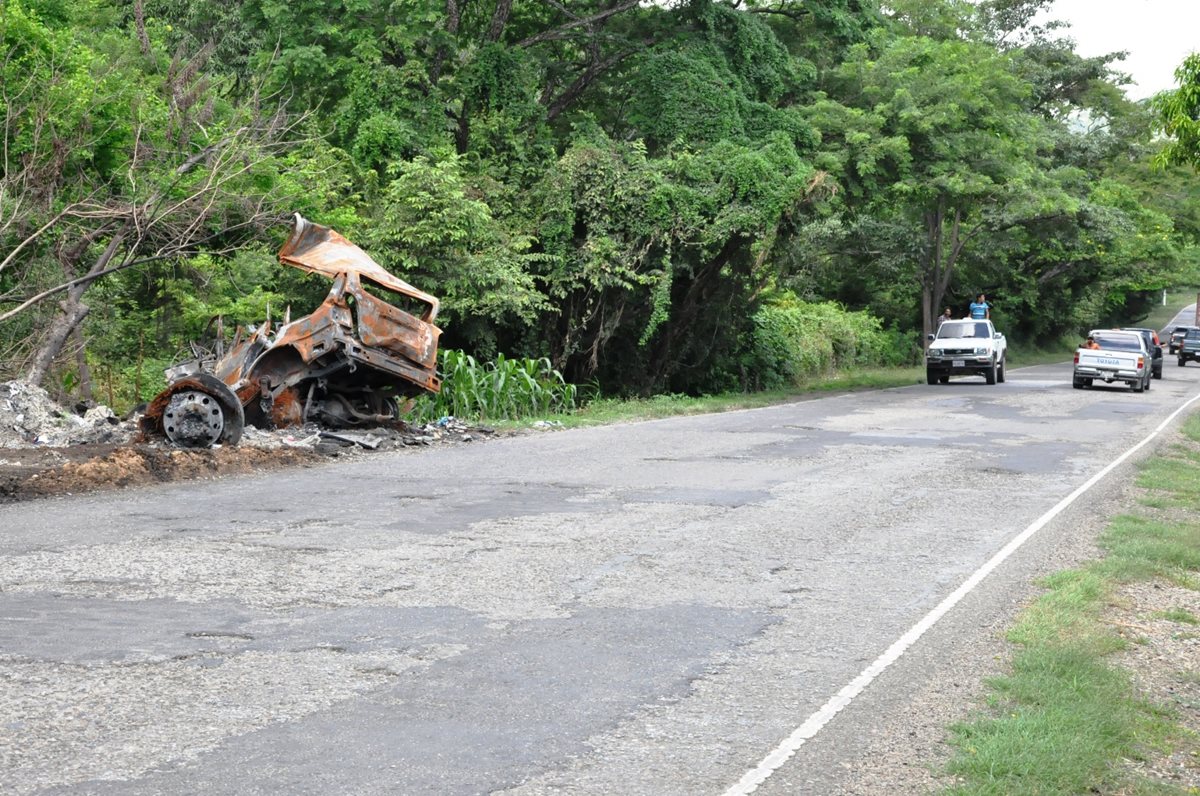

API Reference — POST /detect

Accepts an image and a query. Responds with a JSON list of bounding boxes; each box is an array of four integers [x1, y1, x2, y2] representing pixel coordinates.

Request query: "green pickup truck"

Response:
[[1178, 328, 1200, 366]]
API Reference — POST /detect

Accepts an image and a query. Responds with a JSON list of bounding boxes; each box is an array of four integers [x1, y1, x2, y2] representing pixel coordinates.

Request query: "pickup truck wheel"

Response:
[[926, 369, 937, 385], [1132, 377, 1144, 393], [985, 360, 997, 385], [997, 358, 1006, 383], [1145, 374, 1151, 391], [939, 374, 950, 384], [1072, 377, 1083, 389], [1180, 358, 1187, 367]]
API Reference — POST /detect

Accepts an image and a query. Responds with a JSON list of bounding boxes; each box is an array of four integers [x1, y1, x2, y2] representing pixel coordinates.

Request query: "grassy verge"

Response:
[[1006, 340, 1075, 368], [943, 414, 1200, 795], [1143, 290, 1200, 334], [488, 366, 924, 429]]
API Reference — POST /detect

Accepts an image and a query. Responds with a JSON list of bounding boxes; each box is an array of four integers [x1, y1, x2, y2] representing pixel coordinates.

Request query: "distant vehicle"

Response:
[[1073, 329, 1151, 392], [1178, 329, 1200, 366], [1169, 325, 1198, 354], [1120, 328, 1163, 379], [925, 319, 1007, 385]]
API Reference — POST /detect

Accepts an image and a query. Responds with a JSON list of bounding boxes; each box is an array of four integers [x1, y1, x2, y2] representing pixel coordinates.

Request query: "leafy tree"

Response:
[[0, 0, 310, 392], [806, 35, 1067, 336], [1154, 54, 1200, 170]]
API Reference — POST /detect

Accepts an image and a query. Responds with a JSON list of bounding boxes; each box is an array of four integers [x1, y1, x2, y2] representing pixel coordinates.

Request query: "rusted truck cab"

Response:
[[144, 215, 442, 448]]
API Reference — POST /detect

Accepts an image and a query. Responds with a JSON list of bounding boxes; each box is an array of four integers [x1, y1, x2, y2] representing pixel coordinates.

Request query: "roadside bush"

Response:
[[745, 297, 916, 390], [411, 349, 577, 422]]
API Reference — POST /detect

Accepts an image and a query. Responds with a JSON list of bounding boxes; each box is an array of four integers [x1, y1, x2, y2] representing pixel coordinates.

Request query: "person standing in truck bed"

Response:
[[969, 293, 990, 320]]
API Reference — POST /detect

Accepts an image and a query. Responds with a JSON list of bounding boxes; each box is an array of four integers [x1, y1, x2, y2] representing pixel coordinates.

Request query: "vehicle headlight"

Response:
[[926, 350, 941, 359], [974, 346, 989, 355]]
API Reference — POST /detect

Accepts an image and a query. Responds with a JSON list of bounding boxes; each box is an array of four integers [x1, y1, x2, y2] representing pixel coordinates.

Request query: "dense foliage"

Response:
[[1, 0, 1198, 407]]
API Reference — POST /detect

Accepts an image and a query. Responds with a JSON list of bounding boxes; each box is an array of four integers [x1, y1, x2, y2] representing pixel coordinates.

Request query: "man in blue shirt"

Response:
[[969, 293, 990, 320]]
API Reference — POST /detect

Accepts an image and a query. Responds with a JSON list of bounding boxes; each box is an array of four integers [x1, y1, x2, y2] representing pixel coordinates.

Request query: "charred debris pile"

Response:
[[4, 215, 500, 457]]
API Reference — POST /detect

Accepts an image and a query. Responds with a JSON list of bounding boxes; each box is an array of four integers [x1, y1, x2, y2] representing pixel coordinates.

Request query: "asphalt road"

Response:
[[4, 327, 1200, 795]]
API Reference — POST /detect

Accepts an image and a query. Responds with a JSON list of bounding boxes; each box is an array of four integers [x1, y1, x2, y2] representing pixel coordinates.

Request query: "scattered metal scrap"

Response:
[[143, 214, 443, 448]]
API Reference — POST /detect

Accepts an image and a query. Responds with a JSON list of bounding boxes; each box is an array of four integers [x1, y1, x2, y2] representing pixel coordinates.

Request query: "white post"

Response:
[[1163, 288, 1167, 306]]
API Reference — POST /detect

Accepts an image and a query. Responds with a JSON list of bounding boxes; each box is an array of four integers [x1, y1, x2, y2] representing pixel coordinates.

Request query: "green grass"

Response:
[[943, 414, 1200, 795], [1135, 444, 1200, 510], [1156, 608, 1200, 625], [488, 366, 925, 429]]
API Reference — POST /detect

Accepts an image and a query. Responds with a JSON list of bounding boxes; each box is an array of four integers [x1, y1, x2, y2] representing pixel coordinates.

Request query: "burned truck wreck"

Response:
[[143, 214, 442, 448]]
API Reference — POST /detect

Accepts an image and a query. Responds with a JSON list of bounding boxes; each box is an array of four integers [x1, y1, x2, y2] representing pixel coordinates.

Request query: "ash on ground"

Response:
[[1, 381, 135, 448], [0, 380, 495, 503]]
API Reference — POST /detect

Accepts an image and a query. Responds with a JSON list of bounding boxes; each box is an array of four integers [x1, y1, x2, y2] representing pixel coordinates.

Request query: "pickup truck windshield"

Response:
[[937, 321, 991, 339]]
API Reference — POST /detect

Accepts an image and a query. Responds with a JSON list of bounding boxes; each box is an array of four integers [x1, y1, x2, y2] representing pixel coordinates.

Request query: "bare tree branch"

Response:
[[519, 0, 640, 47]]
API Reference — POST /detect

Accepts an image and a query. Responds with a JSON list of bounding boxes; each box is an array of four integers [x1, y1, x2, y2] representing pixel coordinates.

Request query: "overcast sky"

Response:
[[1040, 0, 1200, 99]]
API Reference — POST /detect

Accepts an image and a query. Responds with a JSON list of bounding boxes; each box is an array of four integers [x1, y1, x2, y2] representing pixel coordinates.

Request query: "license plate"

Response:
[[952, 359, 965, 367]]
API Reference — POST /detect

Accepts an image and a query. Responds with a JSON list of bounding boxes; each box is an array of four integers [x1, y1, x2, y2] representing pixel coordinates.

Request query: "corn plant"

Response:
[[410, 350, 577, 422]]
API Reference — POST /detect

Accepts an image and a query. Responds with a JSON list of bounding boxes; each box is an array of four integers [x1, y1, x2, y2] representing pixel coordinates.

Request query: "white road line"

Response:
[[723, 388, 1200, 796]]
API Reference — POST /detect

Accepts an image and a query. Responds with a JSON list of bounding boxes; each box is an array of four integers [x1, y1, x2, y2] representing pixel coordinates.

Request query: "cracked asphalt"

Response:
[[3, 346, 1200, 795]]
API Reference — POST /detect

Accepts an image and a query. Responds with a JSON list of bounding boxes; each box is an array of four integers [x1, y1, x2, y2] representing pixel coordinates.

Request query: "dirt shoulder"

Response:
[[0, 380, 496, 505], [0, 443, 325, 503]]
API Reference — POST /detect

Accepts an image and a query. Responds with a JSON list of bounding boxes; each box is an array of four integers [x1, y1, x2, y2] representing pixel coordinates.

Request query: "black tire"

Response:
[[1154, 367, 1162, 379], [1084, 378, 1093, 387], [1072, 377, 1083, 389], [940, 374, 950, 384], [1132, 376, 1144, 393], [1145, 374, 1151, 391], [1180, 358, 1187, 367], [985, 360, 997, 385], [927, 369, 937, 385], [997, 358, 1006, 383]]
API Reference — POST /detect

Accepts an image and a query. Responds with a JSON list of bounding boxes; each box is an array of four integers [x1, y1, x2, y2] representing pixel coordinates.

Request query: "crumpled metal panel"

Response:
[[278, 214, 440, 323]]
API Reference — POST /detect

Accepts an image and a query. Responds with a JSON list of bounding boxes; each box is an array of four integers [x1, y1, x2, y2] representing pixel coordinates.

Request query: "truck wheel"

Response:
[[1132, 377, 1144, 393], [1179, 358, 1187, 367], [997, 358, 1006, 383], [143, 374, 245, 448], [1084, 378, 1093, 387], [939, 374, 950, 384], [985, 360, 997, 385], [1072, 377, 1083, 389], [926, 369, 937, 385], [1145, 374, 1151, 391]]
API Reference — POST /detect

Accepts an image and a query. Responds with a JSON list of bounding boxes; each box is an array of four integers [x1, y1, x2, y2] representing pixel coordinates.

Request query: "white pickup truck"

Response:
[[1072, 329, 1151, 392], [925, 319, 1007, 385]]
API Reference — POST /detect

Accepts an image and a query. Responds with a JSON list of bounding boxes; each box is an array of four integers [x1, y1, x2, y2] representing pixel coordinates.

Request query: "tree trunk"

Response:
[[428, 0, 462, 87], [26, 232, 125, 387], [26, 299, 91, 388], [488, 0, 512, 42], [72, 326, 94, 402], [920, 199, 965, 345], [133, 0, 152, 56], [919, 203, 943, 344]]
